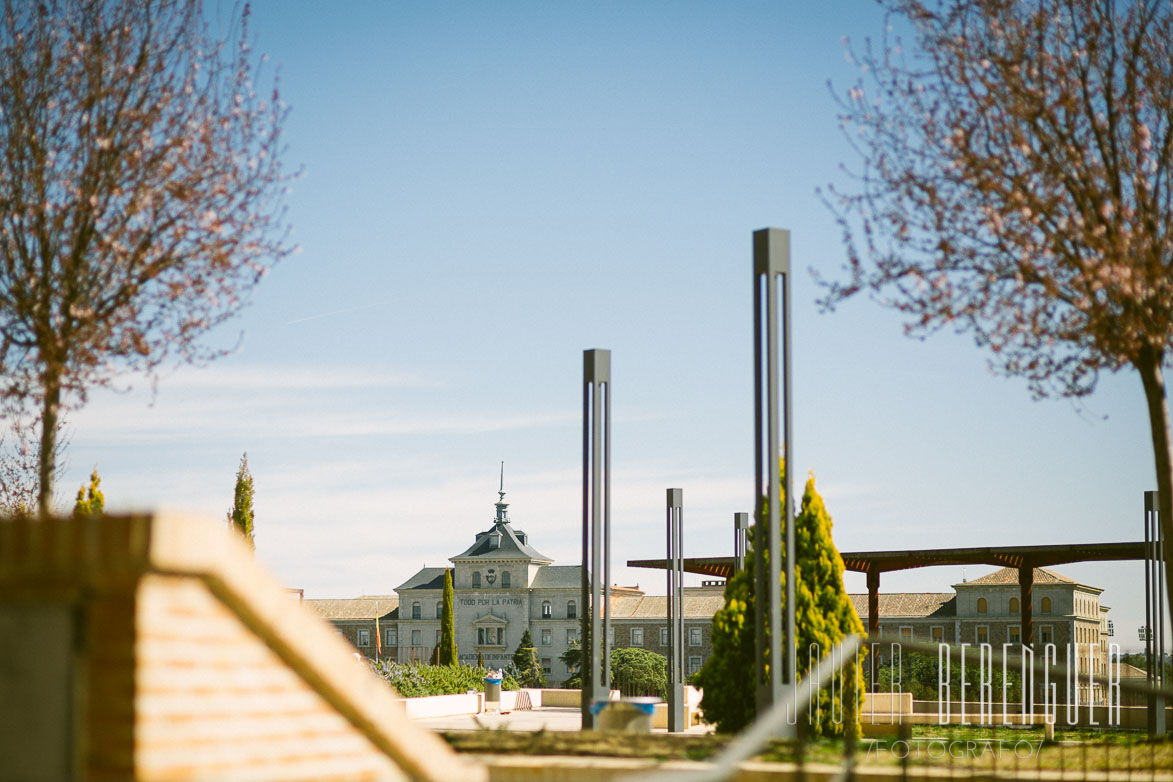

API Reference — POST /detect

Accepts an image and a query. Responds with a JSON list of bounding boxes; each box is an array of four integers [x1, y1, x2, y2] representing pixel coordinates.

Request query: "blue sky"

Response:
[[61, 1, 1160, 651]]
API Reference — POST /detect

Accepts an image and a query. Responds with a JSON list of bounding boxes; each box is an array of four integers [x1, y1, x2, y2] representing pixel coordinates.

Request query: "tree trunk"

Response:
[[37, 378, 60, 516], [1135, 346, 1173, 636]]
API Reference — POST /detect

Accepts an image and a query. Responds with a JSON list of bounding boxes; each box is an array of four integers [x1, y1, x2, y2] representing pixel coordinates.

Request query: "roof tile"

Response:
[[304, 597, 399, 621], [847, 593, 956, 618], [960, 567, 1076, 587]]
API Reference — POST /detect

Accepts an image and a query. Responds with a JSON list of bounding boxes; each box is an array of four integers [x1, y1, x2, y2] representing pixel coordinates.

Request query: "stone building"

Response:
[[394, 487, 582, 682], [389, 487, 721, 684], [303, 595, 398, 661], [609, 584, 724, 677], [849, 566, 1114, 703]]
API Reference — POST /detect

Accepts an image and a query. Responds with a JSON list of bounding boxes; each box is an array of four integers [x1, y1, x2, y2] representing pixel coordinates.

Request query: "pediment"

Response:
[[472, 613, 509, 626]]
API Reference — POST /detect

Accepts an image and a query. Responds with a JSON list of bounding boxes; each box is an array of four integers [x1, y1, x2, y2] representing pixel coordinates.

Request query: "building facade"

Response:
[[304, 595, 399, 661], [308, 491, 1114, 704], [393, 488, 583, 682], [389, 488, 719, 684], [849, 566, 1114, 703]]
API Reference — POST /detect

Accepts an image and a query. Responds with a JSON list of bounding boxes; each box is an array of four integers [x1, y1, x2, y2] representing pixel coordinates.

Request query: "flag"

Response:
[[375, 601, 382, 660]]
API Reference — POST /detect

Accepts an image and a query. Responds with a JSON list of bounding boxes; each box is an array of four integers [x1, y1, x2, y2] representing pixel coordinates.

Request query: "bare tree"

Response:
[[825, 0, 1173, 608], [0, 0, 292, 511], [0, 406, 68, 515]]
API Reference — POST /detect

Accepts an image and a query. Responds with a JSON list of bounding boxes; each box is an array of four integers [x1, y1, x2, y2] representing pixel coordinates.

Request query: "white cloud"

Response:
[[157, 364, 439, 391], [70, 363, 577, 442]]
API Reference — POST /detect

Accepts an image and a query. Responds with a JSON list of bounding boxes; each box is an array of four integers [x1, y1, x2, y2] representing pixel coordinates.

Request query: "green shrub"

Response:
[[369, 661, 519, 697], [557, 641, 667, 698], [695, 472, 864, 736], [873, 650, 1021, 703], [611, 647, 667, 698]]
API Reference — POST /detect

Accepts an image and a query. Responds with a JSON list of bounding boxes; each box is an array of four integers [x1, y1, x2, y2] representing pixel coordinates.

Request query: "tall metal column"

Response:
[[666, 488, 685, 732], [733, 512, 749, 573], [1145, 491, 1167, 736], [753, 227, 794, 712], [581, 349, 612, 729]]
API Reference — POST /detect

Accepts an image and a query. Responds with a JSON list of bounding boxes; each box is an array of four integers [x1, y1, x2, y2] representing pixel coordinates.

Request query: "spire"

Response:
[[495, 461, 509, 524]]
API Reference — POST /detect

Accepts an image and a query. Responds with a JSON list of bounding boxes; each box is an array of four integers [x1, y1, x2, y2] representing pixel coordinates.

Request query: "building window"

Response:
[[930, 626, 944, 641], [1041, 597, 1052, 614], [976, 625, 989, 644], [608, 626, 615, 646], [411, 629, 421, 646], [689, 627, 702, 647], [541, 628, 551, 646], [472, 571, 481, 588], [411, 602, 421, 620], [567, 600, 577, 619], [435, 629, 441, 644], [661, 627, 669, 646], [357, 629, 370, 647], [567, 628, 577, 644], [386, 627, 397, 646], [1040, 625, 1054, 644], [542, 601, 552, 618], [1008, 625, 1021, 645], [477, 627, 505, 646], [502, 571, 511, 588], [435, 602, 443, 619], [631, 627, 644, 647], [541, 657, 552, 674], [977, 597, 988, 614], [1009, 597, 1019, 614], [688, 655, 703, 675], [900, 627, 913, 640]]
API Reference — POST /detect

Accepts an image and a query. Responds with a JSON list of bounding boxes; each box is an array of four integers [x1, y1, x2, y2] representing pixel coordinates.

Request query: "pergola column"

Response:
[[866, 569, 880, 638], [1018, 564, 1033, 647]]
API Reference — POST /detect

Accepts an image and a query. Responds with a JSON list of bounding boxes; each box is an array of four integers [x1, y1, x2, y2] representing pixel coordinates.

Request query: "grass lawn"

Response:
[[441, 724, 1173, 774]]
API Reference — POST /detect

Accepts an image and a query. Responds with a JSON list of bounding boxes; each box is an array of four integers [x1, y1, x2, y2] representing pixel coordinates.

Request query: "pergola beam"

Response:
[[628, 541, 1147, 583]]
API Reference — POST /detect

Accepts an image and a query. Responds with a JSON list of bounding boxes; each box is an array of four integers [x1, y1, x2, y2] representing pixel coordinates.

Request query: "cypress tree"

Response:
[[439, 568, 458, 665], [73, 468, 104, 517], [226, 453, 255, 549], [696, 470, 864, 736], [511, 628, 546, 688]]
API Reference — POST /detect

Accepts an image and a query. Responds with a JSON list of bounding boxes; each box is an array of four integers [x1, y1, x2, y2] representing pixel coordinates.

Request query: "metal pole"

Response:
[[1159, 492, 1168, 734], [1146, 490, 1167, 735], [582, 349, 612, 729], [1146, 491, 1154, 735], [667, 488, 685, 732], [734, 512, 749, 573], [781, 246, 795, 693], [753, 227, 791, 711], [753, 234, 767, 711]]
